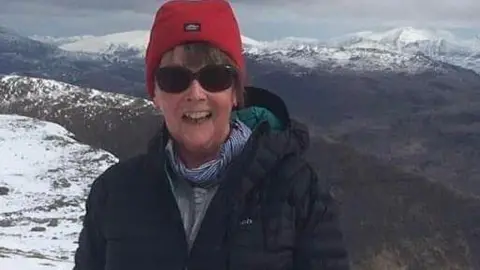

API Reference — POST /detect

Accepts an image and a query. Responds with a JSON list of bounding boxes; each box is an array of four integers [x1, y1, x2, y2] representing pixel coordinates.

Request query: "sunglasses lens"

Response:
[[155, 65, 237, 93], [199, 65, 236, 92], [155, 66, 191, 93]]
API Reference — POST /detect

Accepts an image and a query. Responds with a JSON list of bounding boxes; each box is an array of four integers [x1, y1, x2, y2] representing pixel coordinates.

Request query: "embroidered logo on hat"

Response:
[[184, 22, 201, 32]]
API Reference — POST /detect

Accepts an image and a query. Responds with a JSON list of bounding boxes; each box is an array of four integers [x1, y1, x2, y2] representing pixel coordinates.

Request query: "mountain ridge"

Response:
[[30, 26, 480, 74]]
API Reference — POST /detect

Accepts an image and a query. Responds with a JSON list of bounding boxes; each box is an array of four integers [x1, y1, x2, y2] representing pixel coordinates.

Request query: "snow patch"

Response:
[[0, 114, 118, 268]]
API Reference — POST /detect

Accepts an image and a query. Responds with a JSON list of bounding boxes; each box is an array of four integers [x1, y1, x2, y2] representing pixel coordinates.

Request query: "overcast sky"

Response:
[[0, 0, 479, 40]]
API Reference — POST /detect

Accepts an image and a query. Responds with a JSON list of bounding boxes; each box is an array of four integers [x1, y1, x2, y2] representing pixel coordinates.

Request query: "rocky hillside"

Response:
[[1, 76, 479, 269], [246, 63, 480, 197], [306, 137, 480, 270]]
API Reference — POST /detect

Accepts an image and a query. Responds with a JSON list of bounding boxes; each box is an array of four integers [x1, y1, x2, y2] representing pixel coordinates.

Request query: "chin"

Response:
[[174, 120, 227, 152], [182, 135, 216, 151]]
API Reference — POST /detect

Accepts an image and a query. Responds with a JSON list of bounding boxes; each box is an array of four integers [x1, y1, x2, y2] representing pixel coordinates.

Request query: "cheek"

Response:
[[214, 90, 236, 110], [157, 93, 181, 112], [209, 91, 236, 120], [155, 94, 183, 119]]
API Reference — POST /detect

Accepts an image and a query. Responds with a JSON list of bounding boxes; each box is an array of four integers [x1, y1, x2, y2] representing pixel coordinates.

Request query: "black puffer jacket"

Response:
[[73, 87, 350, 270]]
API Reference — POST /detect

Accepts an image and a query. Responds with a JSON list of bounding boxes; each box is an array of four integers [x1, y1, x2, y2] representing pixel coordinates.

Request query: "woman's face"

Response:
[[152, 45, 238, 155]]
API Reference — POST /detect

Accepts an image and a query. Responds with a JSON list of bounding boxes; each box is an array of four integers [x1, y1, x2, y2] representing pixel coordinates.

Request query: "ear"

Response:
[[153, 97, 163, 111], [154, 102, 162, 111], [232, 90, 238, 107], [152, 84, 164, 111], [152, 97, 163, 113]]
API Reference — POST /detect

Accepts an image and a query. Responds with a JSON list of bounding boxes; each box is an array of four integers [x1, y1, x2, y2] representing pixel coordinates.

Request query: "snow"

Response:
[[0, 254, 73, 270], [0, 114, 118, 269]]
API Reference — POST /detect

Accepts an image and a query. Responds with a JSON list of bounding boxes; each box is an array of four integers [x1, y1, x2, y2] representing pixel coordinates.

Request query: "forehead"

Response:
[[159, 46, 186, 66]]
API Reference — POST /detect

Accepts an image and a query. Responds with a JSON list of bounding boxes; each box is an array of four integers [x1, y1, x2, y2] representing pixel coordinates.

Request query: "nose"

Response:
[[185, 80, 207, 101]]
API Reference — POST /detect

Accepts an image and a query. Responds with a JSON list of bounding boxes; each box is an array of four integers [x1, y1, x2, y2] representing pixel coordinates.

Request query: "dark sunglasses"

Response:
[[155, 64, 238, 94]]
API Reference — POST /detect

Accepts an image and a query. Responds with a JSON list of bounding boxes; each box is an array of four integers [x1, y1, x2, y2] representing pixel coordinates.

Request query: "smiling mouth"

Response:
[[182, 111, 213, 124]]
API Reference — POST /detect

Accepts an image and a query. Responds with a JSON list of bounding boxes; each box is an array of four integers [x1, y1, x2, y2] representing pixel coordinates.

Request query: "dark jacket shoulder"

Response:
[[91, 153, 154, 190], [239, 86, 350, 269]]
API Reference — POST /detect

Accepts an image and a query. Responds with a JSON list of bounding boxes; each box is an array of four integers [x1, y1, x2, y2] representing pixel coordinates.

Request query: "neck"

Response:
[[176, 144, 220, 169], [175, 125, 231, 169]]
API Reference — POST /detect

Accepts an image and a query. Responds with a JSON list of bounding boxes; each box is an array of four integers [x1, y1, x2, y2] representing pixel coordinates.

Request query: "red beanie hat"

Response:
[[145, 0, 245, 99]]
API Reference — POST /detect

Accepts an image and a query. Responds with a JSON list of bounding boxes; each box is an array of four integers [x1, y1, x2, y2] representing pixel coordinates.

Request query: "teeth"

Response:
[[184, 111, 210, 119]]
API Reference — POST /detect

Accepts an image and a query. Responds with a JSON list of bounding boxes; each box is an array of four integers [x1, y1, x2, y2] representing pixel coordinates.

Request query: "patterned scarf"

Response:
[[165, 119, 252, 187]]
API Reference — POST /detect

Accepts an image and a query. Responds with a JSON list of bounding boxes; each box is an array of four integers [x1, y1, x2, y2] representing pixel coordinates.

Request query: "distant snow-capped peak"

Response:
[[330, 27, 479, 55], [43, 30, 263, 57], [23, 26, 480, 56], [34, 26, 478, 56], [328, 27, 480, 73], [27, 27, 480, 74], [353, 27, 454, 44], [32, 30, 262, 54]]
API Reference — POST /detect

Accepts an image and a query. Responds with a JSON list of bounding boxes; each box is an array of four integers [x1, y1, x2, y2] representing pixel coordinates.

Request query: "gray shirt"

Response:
[[166, 165, 219, 250]]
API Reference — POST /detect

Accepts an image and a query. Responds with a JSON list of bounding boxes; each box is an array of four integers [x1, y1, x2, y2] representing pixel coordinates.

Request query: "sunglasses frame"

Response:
[[155, 64, 238, 94]]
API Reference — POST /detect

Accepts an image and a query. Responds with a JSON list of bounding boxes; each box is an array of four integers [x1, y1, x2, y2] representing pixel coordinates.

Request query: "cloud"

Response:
[[231, 0, 480, 23], [0, 0, 479, 38], [0, 0, 159, 36], [0, 0, 159, 13], [0, 9, 153, 37], [2, 0, 480, 22]]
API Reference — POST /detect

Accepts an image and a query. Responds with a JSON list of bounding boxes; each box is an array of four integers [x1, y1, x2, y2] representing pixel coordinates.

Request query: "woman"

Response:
[[74, 0, 350, 269]]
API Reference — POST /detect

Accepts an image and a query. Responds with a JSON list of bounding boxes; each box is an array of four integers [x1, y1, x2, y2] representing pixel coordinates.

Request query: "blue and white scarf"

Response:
[[165, 119, 252, 187]]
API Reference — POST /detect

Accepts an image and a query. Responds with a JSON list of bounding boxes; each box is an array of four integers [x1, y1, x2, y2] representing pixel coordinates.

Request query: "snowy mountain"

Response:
[[244, 27, 480, 73], [0, 114, 118, 269], [328, 27, 480, 74], [36, 27, 480, 74], [330, 27, 479, 55], [50, 30, 262, 58]]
